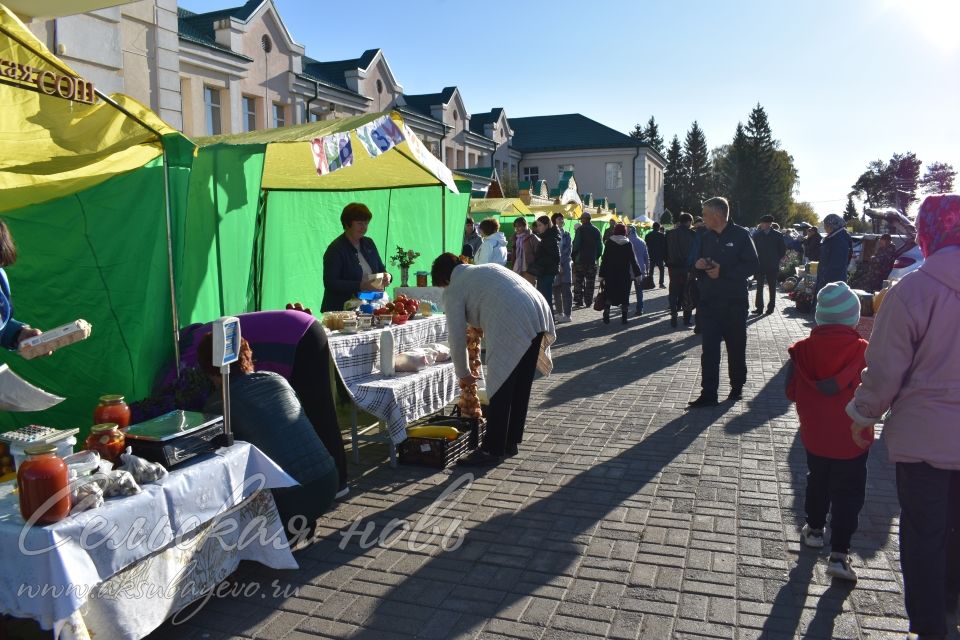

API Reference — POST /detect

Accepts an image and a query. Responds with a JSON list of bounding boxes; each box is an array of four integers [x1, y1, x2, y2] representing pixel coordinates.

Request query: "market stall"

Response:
[[0, 442, 297, 640], [0, 3, 194, 432], [178, 113, 472, 324]]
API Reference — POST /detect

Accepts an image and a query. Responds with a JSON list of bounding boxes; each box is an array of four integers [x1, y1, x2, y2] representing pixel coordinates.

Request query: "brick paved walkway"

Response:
[[149, 288, 941, 640]]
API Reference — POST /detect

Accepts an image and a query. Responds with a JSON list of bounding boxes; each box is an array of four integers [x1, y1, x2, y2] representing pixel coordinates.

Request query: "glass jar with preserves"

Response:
[[416, 271, 428, 287], [17, 444, 71, 525], [85, 423, 125, 464], [93, 394, 131, 428]]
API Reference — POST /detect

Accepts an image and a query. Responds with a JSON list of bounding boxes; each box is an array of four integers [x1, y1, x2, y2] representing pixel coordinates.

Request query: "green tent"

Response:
[[1, 5, 194, 433], [179, 113, 471, 322]]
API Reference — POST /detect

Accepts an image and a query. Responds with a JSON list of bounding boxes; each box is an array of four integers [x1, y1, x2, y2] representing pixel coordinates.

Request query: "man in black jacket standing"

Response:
[[572, 212, 603, 308], [665, 212, 696, 327], [689, 197, 760, 408], [645, 222, 667, 287], [752, 214, 787, 315]]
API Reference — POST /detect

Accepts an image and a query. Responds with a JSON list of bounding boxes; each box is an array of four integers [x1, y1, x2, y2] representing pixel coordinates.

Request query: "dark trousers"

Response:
[[804, 449, 869, 554], [553, 281, 572, 316], [632, 281, 645, 312], [896, 462, 960, 637], [573, 262, 597, 306], [699, 302, 748, 398], [755, 267, 778, 311], [668, 268, 690, 319], [537, 274, 555, 309], [292, 321, 348, 485], [483, 334, 542, 456], [652, 259, 665, 286]]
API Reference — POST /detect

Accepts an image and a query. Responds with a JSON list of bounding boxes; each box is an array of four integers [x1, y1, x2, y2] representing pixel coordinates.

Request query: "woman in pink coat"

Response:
[[847, 193, 960, 639]]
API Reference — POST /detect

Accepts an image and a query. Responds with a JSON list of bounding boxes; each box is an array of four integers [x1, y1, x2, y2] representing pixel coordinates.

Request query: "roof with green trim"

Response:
[[177, 3, 259, 60], [301, 50, 379, 93]]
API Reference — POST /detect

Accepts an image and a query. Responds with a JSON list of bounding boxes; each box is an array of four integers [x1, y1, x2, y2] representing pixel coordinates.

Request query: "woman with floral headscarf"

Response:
[[814, 213, 852, 296], [846, 194, 960, 639]]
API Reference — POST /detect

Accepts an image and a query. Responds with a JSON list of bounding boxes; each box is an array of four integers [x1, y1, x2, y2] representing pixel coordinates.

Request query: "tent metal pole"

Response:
[[442, 187, 447, 253], [161, 146, 182, 377]]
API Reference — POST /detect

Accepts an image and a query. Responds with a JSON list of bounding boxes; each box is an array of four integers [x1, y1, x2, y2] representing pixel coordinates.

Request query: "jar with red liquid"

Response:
[[93, 394, 131, 428], [416, 271, 428, 287], [85, 423, 125, 464], [17, 444, 71, 525]]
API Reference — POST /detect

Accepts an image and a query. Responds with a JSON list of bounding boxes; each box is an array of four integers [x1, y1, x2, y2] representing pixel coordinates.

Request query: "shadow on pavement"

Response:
[[761, 548, 854, 639], [192, 407, 726, 639]]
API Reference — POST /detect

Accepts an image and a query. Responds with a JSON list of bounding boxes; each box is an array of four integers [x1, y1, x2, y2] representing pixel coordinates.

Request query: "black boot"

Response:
[[621, 305, 629, 324], [602, 306, 610, 324], [670, 310, 678, 327]]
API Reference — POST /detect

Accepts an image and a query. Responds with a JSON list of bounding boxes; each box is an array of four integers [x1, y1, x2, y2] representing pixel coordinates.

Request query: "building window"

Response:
[[273, 103, 285, 128], [522, 166, 538, 184], [204, 86, 221, 136], [606, 162, 623, 190], [242, 96, 256, 132], [557, 164, 574, 181]]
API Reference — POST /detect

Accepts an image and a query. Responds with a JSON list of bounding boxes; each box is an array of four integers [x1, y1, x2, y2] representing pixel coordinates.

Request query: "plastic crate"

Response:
[[398, 429, 471, 468]]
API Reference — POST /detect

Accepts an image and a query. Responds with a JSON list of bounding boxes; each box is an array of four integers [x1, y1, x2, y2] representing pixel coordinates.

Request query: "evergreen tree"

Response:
[[642, 116, 664, 155], [663, 135, 685, 216], [919, 161, 956, 194], [629, 122, 647, 142], [851, 152, 922, 212], [843, 196, 858, 221], [682, 121, 710, 216], [714, 123, 752, 220]]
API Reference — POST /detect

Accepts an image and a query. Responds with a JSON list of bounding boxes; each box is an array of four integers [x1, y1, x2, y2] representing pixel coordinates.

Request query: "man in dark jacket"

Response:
[[572, 212, 603, 307], [645, 222, 667, 287], [752, 214, 787, 314], [463, 217, 483, 257], [689, 197, 760, 408], [665, 212, 697, 327], [532, 215, 561, 308]]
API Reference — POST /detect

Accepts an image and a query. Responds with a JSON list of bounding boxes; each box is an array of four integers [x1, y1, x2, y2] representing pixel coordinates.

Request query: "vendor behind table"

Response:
[[321, 203, 393, 312]]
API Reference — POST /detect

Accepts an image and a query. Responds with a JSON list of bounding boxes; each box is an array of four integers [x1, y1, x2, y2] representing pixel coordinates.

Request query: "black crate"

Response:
[[421, 411, 486, 450], [398, 429, 471, 468]]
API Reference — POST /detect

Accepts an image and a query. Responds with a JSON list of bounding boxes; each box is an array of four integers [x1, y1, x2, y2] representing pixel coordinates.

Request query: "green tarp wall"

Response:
[[176, 143, 471, 323], [0, 155, 189, 433]]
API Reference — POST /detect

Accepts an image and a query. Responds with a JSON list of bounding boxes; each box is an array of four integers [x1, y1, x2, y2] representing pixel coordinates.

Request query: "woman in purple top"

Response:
[[179, 309, 348, 490]]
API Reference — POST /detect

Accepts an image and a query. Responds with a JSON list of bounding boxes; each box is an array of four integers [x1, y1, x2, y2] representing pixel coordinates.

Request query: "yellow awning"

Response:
[[0, 3, 175, 212], [528, 203, 583, 219], [469, 198, 532, 216], [3, 1, 139, 18], [198, 111, 458, 192]]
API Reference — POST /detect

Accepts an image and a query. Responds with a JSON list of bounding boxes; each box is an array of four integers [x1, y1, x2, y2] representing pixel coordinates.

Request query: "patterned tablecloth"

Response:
[[327, 315, 458, 444], [0, 443, 298, 639]]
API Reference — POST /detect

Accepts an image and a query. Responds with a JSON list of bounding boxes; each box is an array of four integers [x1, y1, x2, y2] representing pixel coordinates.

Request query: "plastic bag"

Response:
[[102, 469, 141, 497], [69, 477, 104, 515], [118, 446, 168, 484], [425, 343, 451, 362], [394, 348, 436, 372]]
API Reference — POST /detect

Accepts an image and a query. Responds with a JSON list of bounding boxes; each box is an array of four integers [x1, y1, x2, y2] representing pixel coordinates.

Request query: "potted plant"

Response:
[[389, 246, 421, 287]]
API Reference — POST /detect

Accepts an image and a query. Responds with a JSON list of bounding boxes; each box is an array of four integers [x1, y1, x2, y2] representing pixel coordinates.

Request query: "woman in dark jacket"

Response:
[[815, 214, 853, 295], [598, 224, 642, 325], [531, 215, 561, 307], [321, 203, 391, 312]]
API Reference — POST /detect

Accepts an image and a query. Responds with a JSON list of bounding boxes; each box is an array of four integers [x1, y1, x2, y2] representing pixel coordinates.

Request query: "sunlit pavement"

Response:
[[150, 287, 922, 640]]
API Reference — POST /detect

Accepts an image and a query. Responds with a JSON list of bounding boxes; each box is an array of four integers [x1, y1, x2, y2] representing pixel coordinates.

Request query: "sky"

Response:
[[180, 0, 960, 218]]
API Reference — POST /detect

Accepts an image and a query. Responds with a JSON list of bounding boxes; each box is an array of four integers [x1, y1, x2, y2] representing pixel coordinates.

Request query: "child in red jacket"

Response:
[[786, 281, 872, 583]]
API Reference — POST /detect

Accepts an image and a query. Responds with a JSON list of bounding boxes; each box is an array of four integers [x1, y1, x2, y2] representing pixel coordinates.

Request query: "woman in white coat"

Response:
[[474, 217, 508, 266], [431, 254, 556, 466]]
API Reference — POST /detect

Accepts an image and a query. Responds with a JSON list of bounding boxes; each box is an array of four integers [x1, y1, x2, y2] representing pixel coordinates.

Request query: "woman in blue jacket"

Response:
[[815, 214, 853, 296], [0, 221, 42, 351], [321, 203, 392, 312]]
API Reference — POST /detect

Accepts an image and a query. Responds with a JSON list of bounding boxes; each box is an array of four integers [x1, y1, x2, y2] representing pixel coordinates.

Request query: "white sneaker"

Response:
[[335, 485, 350, 500], [825, 553, 857, 582], [801, 524, 824, 548], [555, 314, 571, 324]]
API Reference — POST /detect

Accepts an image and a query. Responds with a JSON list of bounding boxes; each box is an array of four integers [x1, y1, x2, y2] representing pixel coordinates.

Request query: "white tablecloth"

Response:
[[328, 315, 458, 443], [0, 442, 298, 637]]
